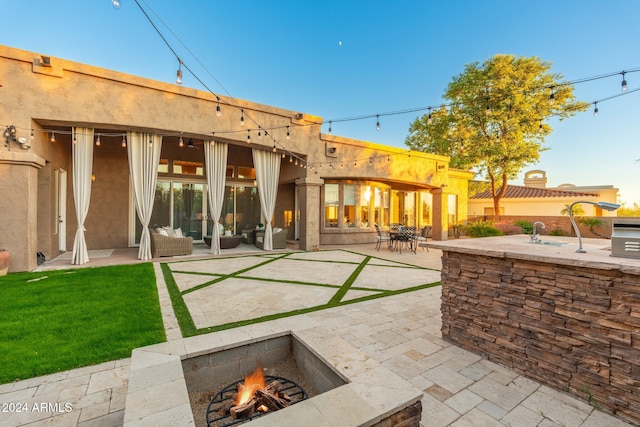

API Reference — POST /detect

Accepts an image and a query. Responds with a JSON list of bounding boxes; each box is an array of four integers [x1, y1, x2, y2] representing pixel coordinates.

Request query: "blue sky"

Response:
[[3, 0, 639, 203]]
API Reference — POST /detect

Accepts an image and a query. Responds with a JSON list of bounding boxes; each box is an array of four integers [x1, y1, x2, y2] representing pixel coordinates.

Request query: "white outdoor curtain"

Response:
[[204, 140, 228, 254], [127, 132, 163, 260], [71, 127, 94, 265], [252, 148, 281, 250]]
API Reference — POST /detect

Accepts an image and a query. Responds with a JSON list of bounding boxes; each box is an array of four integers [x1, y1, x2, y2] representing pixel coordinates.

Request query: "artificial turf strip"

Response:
[[0, 263, 166, 384]]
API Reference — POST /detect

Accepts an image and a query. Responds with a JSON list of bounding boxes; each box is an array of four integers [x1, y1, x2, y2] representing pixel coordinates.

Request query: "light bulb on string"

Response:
[[286, 126, 290, 140], [549, 88, 555, 104], [240, 109, 245, 126], [593, 102, 599, 117], [176, 60, 183, 85], [95, 133, 101, 146], [289, 155, 293, 163], [179, 132, 184, 147], [50, 132, 56, 143], [112, 0, 120, 9], [187, 138, 194, 148], [621, 71, 628, 92], [328, 121, 332, 135], [281, 152, 285, 158], [427, 108, 432, 125], [247, 130, 251, 144], [376, 115, 380, 131], [216, 97, 222, 116], [30, 129, 34, 140], [121, 135, 127, 148], [258, 127, 262, 140]]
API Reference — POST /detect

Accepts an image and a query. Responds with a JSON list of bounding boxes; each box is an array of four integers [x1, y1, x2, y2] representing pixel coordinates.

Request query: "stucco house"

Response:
[[468, 170, 619, 217], [0, 44, 472, 272]]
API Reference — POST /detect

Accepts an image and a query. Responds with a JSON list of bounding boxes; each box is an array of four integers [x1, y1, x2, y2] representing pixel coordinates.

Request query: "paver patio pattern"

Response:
[[0, 244, 634, 427]]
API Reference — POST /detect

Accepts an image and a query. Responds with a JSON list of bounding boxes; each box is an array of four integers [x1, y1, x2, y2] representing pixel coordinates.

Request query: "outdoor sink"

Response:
[[529, 240, 568, 247]]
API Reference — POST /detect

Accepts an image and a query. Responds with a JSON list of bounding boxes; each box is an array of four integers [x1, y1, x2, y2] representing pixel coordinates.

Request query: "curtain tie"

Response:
[[77, 225, 86, 231]]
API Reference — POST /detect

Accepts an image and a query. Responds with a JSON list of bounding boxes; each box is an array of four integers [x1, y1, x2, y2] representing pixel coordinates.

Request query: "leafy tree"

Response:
[[578, 217, 606, 238], [618, 201, 640, 217], [406, 54, 589, 217]]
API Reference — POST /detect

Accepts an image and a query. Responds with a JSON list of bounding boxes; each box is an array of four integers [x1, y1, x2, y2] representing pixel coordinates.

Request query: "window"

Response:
[[237, 167, 256, 180], [324, 184, 339, 228], [420, 192, 432, 226], [344, 185, 356, 228], [158, 159, 169, 173], [448, 194, 458, 224], [174, 160, 203, 175], [360, 186, 371, 228]]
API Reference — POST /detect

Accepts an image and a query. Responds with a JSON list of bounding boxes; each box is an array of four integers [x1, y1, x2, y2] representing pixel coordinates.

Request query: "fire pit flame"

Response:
[[236, 366, 265, 406]]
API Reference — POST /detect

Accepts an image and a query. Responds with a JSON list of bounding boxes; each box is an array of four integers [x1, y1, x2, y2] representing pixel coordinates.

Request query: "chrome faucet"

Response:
[[531, 221, 545, 243]]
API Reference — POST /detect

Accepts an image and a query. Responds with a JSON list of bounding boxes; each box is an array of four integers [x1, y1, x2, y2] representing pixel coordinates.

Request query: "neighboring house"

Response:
[[469, 170, 619, 217], [0, 45, 472, 272]]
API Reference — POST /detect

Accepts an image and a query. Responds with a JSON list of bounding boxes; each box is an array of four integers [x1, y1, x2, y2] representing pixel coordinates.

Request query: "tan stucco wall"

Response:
[[1, 44, 471, 270], [469, 195, 619, 217]]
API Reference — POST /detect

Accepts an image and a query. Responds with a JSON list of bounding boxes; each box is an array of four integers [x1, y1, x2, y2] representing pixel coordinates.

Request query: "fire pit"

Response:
[[123, 326, 423, 426], [206, 373, 308, 426]]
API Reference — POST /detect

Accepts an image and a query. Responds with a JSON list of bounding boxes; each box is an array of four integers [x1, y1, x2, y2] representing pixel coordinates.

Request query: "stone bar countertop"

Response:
[[428, 234, 640, 275]]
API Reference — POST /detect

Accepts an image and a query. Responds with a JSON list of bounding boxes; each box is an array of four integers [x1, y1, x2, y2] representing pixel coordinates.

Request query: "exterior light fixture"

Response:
[[179, 132, 184, 147], [286, 126, 290, 140], [95, 133, 101, 146], [376, 115, 380, 131], [593, 102, 599, 117], [216, 97, 222, 116], [427, 108, 432, 125], [568, 200, 620, 253], [328, 121, 332, 135], [247, 130, 251, 144], [176, 60, 183, 85], [621, 71, 628, 92], [240, 109, 245, 126], [121, 135, 127, 148], [50, 132, 56, 143]]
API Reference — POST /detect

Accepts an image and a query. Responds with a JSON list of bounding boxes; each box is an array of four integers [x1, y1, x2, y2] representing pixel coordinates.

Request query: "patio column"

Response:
[[430, 188, 448, 240], [295, 177, 324, 250]]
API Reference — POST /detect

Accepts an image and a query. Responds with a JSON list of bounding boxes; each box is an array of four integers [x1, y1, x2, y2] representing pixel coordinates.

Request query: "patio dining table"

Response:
[[388, 226, 417, 254]]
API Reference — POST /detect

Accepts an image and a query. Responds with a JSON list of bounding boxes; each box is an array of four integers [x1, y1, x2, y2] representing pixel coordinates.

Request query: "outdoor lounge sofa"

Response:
[[255, 228, 288, 250], [149, 227, 193, 257]]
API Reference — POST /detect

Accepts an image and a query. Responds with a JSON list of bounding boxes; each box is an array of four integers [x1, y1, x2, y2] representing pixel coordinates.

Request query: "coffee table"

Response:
[[203, 235, 243, 249]]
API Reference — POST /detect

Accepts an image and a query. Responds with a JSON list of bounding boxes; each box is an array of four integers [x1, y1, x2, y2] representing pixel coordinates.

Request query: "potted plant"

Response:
[[224, 225, 233, 236]]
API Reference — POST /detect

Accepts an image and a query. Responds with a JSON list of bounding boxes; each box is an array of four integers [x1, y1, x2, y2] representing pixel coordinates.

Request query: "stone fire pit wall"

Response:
[[434, 237, 640, 426]]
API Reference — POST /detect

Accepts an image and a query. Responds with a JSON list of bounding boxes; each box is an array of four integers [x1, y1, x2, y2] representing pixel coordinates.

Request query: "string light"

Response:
[[176, 59, 183, 85], [258, 127, 262, 140], [549, 87, 555, 104], [376, 115, 380, 131], [247, 130, 251, 143], [121, 135, 127, 148], [179, 132, 184, 147], [427, 108, 432, 125], [95, 133, 101, 146], [50, 132, 56, 143], [286, 126, 290, 140], [289, 155, 293, 163], [112, 0, 120, 9], [593, 102, 599, 117], [328, 121, 332, 135], [30, 129, 34, 140], [240, 109, 245, 126], [187, 138, 194, 148], [216, 96, 222, 116], [621, 71, 628, 91]]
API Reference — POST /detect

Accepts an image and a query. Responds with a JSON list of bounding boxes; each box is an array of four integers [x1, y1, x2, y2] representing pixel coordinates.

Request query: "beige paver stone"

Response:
[[467, 376, 527, 411], [420, 393, 460, 427], [423, 364, 474, 394], [476, 400, 508, 420], [78, 400, 110, 422], [382, 354, 428, 380], [86, 366, 128, 395], [581, 410, 635, 427], [520, 388, 590, 426], [450, 407, 502, 426], [77, 409, 124, 427], [501, 405, 545, 426], [444, 389, 483, 414], [426, 384, 454, 401]]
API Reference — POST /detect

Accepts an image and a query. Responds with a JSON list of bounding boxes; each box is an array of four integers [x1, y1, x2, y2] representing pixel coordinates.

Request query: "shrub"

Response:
[[494, 221, 525, 235], [513, 220, 533, 234], [464, 220, 503, 238], [549, 228, 566, 236]]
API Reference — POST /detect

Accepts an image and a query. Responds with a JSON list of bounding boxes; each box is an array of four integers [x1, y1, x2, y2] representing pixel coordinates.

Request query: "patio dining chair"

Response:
[[374, 224, 391, 251], [415, 225, 431, 252]]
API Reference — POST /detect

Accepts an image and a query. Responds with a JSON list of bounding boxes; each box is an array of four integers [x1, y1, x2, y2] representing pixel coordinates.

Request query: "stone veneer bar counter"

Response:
[[429, 235, 640, 426]]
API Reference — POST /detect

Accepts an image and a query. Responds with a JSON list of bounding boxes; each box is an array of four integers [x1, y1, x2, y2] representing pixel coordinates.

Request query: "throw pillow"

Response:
[[162, 226, 176, 238], [174, 227, 183, 238], [273, 227, 282, 233], [157, 228, 169, 237]]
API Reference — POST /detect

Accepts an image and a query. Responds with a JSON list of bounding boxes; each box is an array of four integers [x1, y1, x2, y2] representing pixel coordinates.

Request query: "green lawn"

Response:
[[0, 263, 166, 384]]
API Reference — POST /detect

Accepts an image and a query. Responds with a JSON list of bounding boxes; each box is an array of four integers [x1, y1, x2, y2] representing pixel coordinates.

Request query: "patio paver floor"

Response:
[[1, 244, 634, 427]]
